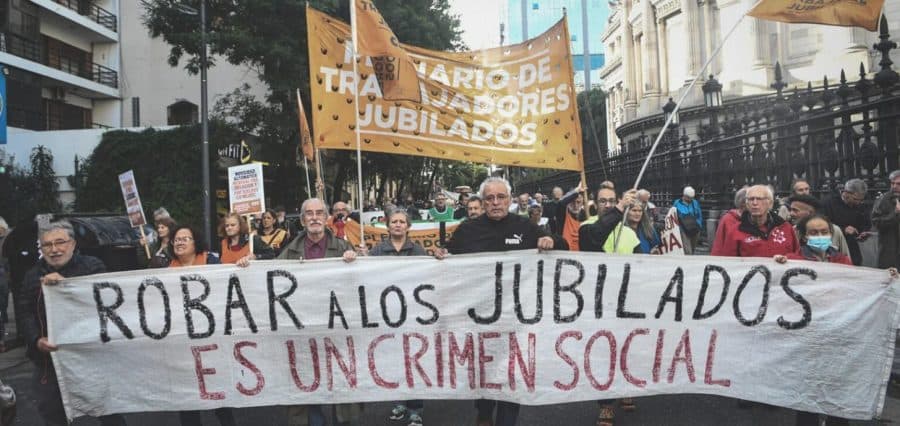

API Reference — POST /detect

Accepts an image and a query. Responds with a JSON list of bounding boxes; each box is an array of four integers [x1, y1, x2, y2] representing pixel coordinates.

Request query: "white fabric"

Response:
[[45, 251, 900, 420]]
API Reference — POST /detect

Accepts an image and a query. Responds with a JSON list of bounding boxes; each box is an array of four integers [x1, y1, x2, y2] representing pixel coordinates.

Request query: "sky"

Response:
[[448, 0, 505, 51]]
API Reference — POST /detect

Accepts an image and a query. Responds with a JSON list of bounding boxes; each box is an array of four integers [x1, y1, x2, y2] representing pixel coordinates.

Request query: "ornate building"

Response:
[[599, 0, 900, 151]]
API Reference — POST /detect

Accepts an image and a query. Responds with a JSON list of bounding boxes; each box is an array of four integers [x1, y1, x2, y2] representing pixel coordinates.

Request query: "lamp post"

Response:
[[175, 1, 211, 249], [662, 97, 679, 149], [702, 74, 723, 138]]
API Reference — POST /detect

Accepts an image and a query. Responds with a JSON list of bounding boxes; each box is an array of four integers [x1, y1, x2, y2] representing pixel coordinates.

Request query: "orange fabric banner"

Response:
[[344, 219, 458, 256], [353, 0, 421, 102], [748, 0, 884, 31], [307, 7, 584, 171], [297, 89, 315, 163]]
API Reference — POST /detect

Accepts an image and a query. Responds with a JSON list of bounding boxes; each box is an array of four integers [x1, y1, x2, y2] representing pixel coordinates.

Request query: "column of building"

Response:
[[621, 0, 638, 119], [641, 0, 661, 111]]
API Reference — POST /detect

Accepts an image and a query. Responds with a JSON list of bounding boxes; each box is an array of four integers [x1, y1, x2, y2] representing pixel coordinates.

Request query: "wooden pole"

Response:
[[138, 225, 151, 260]]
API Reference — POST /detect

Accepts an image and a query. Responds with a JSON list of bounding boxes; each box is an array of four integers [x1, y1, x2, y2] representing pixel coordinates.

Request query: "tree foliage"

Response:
[[140, 0, 475, 208], [74, 125, 242, 229]]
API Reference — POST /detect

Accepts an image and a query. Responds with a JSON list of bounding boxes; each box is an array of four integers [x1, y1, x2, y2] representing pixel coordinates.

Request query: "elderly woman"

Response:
[[168, 225, 235, 426], [603, 202, 661, 254], [370, 209, 426, 426], [218, 212, 275, 267], [371, 210, 427, 256]]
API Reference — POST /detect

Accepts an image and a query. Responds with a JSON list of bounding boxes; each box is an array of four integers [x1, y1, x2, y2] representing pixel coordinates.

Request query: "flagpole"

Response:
[[350, 0, 365, 247], [316, 147, 326, 201], [632, 11, 749, 190], [297, 89, 313, 198]]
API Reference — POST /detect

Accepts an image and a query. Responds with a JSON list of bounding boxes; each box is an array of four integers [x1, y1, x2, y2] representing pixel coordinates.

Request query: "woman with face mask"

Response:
[[774, 215, 851, 265]]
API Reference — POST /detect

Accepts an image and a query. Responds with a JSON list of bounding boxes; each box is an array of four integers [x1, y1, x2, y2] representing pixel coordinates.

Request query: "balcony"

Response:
[[52, 0, 117, 32], [0, 32, 118, 89]]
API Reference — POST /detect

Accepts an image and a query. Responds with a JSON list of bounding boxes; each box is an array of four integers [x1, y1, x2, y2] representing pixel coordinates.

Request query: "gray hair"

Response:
[[153, 207, 170, 219], [747, 184, 774, 201], [636, 189, 651, 199], [478, 177, 512, 198], [734, 187, 749, 209], [39, 220, 75, 240], [300, 198, 329, 215], [843, 178, 868, 195], [387, 208, 410, 223], [888, 170, 900, 181], [0, 216, 7, 232]]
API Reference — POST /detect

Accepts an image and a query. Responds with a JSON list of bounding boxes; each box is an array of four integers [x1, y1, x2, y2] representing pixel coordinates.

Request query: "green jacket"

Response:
[[276, 229, 352, 260]]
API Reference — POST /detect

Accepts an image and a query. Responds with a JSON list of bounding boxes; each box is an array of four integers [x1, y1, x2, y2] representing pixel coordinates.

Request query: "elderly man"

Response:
[[279, 198, 357, 426], [786, 194, 850, 256], [872, 170, 900, 269], [713, 185, 800, 257], [823, 178, 872, 265], [674, 186, 704, 254], [466, 195, 484, 220], [18, 221, 127, 426], [778, 179, 812, 221], [442, 177, 565, 426], [429, 192, 455, 222], [509, 193, 531, 217]]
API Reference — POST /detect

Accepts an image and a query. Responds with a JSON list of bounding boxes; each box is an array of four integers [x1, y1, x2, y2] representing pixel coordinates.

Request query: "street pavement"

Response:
[[0, 343, 897, 425]]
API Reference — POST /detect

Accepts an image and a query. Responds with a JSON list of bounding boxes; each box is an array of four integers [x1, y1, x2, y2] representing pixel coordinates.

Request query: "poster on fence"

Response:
[[46, 251, 899, 420], [227, 163, 265, 215], [117, 170, 147, 227]]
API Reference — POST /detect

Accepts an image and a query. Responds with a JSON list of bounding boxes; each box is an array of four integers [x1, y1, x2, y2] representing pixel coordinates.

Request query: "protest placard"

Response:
[[660, 207, 686, 255], [46, 251, 899, 420], [118, 170, 147, 228], [227, 163, 265, 216]]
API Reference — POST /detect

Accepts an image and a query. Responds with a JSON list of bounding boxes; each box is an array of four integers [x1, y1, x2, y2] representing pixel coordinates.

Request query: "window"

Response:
[[167, 100, 198, 125]]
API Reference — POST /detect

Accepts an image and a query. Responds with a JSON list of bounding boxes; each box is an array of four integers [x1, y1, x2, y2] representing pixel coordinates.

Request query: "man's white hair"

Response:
[[478, 177, 512, 198], [747, 184, 774, 201], [301, 198, 329, 215]]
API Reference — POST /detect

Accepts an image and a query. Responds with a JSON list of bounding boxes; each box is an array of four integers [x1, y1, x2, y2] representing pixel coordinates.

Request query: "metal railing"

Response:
[[0, 33, 119, 88], [52, 0, 117, 32]]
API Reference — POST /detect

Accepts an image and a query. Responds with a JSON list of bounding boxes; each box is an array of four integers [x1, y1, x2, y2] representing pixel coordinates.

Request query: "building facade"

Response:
[[506, 0, 608, 91], [600, 0, 900, 151]]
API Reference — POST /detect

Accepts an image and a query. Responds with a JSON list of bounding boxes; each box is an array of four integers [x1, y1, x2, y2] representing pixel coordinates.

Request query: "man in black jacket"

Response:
[[579, 186, 638, 252], [440, 177, 566, 426], [18, 220, 126, 426]]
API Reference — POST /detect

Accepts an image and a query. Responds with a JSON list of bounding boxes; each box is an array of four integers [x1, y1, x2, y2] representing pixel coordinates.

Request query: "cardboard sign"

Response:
[[227, 163, 265, 215], [118, 170, 147, 227]]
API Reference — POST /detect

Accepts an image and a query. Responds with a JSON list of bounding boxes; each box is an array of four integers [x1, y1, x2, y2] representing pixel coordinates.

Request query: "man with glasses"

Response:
[[712, 185, 800, 257], [18, 220, 126, 426], [579, 184, 638, 252], [823, 178, 872, 265], [440, 177, 565, 426], [278, 198, 357, 426]]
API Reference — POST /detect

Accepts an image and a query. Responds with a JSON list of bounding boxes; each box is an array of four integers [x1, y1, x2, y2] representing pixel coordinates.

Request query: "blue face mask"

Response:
[[806, 235, 832, 252]]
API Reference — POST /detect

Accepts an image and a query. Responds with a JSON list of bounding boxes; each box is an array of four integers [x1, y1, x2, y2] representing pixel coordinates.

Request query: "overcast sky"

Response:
[[449, 0, 505, 50]]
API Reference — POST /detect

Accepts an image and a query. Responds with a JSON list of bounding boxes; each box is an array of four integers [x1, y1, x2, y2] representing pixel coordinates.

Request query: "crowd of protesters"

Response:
[[0, 170, 897, 426]]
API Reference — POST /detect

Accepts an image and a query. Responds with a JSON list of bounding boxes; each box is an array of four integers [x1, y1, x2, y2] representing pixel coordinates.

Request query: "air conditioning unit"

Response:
[[51, 87, 66, 100]]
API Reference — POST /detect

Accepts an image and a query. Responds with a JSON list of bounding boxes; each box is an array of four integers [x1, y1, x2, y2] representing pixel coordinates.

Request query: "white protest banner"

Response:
[[660, 207, 686, 255], [46, 252, 899, 420], [118, 170, 147, 227], [227, 163, 265, 215]]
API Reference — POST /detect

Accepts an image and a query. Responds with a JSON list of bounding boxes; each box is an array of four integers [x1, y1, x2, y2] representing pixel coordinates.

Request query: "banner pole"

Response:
[[316, 148, 326, 201], [297, 88, 313, 198], [246, 214, 254, 255], [632, 11, 749, 190], [303, 155, 312, 199], [350, 0, 365, 248], [138, 225, 151, 260]]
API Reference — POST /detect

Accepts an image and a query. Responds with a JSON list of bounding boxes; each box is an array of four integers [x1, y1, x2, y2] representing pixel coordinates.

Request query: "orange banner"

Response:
[[353, 0, 420, 101], [748, 0, 885, 31], [297, 89, 315, 163], [344, 219, 458, 256], [307, 7, 584, 171]]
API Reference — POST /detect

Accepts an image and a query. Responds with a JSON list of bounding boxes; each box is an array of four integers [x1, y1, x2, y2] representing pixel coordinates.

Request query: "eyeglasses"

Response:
[[303, 210, 328, 218], [173, 236, 194, 243], [39, 239, 71, 251], [596, 198, 617, 205], [483, 194, 510, 203]]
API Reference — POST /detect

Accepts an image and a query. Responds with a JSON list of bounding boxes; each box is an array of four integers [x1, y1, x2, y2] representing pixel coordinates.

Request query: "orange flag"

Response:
[[296, 89, 315, 163], [748, 0, 885, 31], [353, 0, 421, 102]]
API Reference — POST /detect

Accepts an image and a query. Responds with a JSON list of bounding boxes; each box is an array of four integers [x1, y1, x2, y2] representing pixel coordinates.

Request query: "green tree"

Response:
[[28, 146, 62, 214], [140, 0, 465, 207], [578, 87, 607, 164], [0, 150, 37, 224]]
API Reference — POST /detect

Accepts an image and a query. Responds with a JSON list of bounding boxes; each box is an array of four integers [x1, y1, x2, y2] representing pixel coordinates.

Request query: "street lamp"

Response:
[[175, 1, 212, 249], [702, 75, 723, 139]]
